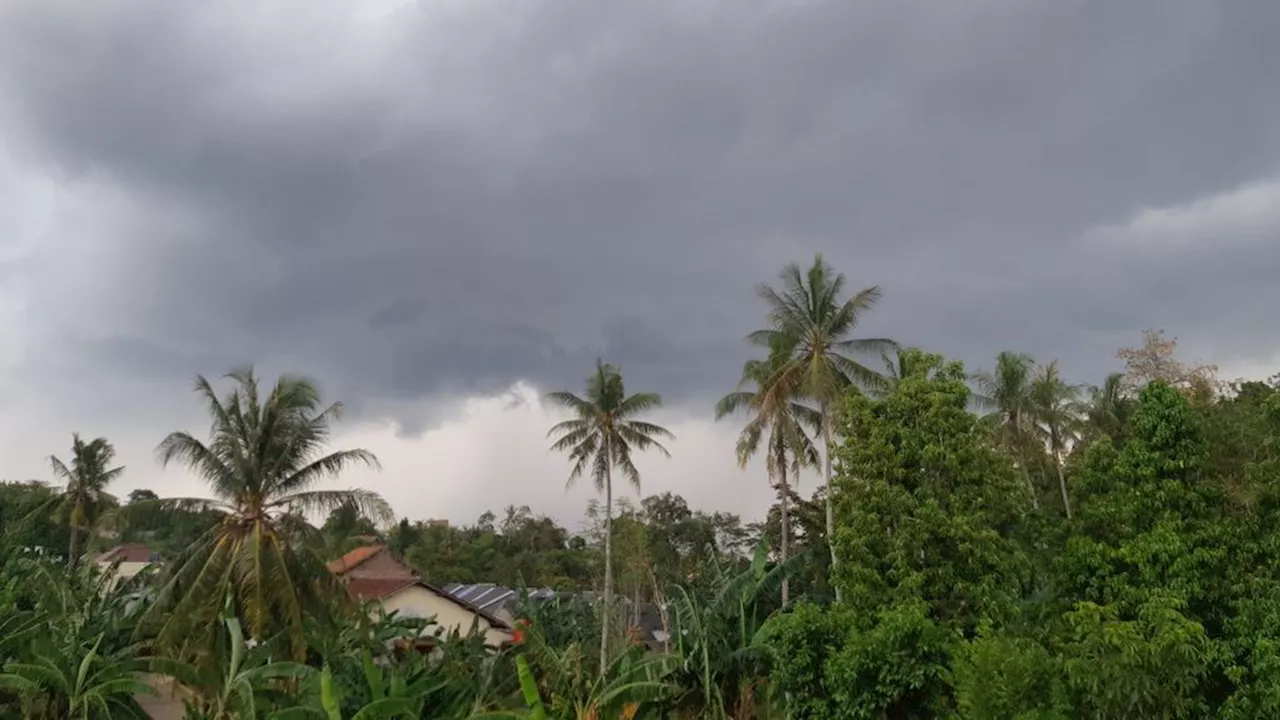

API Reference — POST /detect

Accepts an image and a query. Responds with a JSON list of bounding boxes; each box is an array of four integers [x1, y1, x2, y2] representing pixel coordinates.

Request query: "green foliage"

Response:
[[17, 274, 1280, 719], [141, 367, 391, 660], [952, 627, 1065, 720], [546, 359, 674, 672], [163, 600, 316, 719], [0, 561, 154, 719], [48, 434, 126, 568], [833, 350, 1030, 632], [0, 480, 70, 560], [1059, 598, 1212, 719], [662, 543, 782, 719], [765, 602, 953, 720], [512, 620, 673, 720], [1056, 382, 1223, 614]]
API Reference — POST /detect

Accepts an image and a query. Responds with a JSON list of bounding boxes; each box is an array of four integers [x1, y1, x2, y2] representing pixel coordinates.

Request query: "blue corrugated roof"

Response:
[[442, 584, 557, 612]]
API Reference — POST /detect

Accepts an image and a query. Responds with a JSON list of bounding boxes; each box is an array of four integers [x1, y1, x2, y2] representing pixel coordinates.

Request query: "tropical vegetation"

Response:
[[2, 256, 1277, 718]]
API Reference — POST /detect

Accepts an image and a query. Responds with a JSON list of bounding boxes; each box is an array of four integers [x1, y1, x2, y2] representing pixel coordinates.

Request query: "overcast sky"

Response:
[[2, 0, 1279, 530]]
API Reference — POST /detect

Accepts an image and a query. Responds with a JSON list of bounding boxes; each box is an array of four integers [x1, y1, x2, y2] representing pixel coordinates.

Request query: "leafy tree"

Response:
[[546, 359, 673, 672], [749, 255, 892, 601], [48, 435, 124, 568], [766, 602, 953, 720], [0, 481, 70, 559], [1117, 329, 1218, 398], [749, 486, 831, 602], [127, 489, 158, 504], [715, 340, 820, 606], [834, 350, 1030, 632], [142, 367, 391, 659], [953, 626, 1066, 719], [876, 347, 931, 393], [1059, 598, 1211, 719], [1052, 382, 1224, 716]]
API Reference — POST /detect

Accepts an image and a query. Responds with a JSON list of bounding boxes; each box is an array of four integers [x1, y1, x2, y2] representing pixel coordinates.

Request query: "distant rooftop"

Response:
[[441, 583, 558, 615], [94, 544, 160, 564], [327, 544, 386, 574], [440, 584, 666, 649]]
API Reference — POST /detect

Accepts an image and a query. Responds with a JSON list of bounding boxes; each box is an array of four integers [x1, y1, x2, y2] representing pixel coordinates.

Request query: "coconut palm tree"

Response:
[[975, 351, 1040, 509], [714, 340, 820, 607], [49, 435, 124, 568], [141, 367, 390, 660], [749, 255, 892, 602], [546, 360, 674, 674], [1083, 372, 1133, 445], [1030, 361, 1083, 519]]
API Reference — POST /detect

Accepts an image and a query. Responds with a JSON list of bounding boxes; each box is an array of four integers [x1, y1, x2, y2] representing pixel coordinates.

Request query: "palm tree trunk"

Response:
[[779, 460, 790, 609], [1013, 422, 1039, 511], [68, 524, 79, 569], [1020, 454, 1039, 510], [821, 408, 841, 604], [601, 459, 613, 676], [1055, 452, 1072, 520]]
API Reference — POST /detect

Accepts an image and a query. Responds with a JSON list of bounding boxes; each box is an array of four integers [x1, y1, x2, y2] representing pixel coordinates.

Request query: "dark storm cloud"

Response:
[[3, 0, 1280, 428]]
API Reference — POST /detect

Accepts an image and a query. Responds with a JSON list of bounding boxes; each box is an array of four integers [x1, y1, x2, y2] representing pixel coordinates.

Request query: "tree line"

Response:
[[0, 251, 1269, 718]]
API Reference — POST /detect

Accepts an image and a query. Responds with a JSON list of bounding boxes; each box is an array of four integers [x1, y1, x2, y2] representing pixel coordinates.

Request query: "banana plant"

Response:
[[507, 621, 675, 720], [662, 542, 787, 719], [0, 562, 155, 719], [152, 596, 314, 719], [274, 652, 490, 719], [0, 633, 154, 719]]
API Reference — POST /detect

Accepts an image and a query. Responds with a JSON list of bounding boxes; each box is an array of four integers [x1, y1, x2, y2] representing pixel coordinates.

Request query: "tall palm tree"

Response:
[[546, 360, 674, 673], [142, 367, 390, 659], [975, 351, 1040, 509], [49, 435, 124, 568], [749, 255, 892, 602], [1030, 361, 1083, 519], [715, 341, 820, 607], [1083, 372, 1132, 445]]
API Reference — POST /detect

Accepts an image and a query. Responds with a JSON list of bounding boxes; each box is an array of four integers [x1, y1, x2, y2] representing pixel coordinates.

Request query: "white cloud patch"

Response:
[[0, 378, 779, 531], [1089, 177, 1280, 251], [295, 382, 780, 530]]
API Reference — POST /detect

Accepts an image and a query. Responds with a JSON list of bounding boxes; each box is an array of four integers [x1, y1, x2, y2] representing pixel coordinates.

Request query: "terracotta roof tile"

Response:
[[327, 544, 385, 574], [344, 576, 418, 601], [95, 544, 159, 564]]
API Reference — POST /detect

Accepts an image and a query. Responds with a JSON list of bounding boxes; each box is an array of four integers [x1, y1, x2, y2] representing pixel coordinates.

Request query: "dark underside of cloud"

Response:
[[2, 0, 1279, 429]]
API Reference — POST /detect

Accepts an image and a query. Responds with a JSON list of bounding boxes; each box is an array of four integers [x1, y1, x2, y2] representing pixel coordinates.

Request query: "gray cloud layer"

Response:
[[3, 0, 1280, 433]]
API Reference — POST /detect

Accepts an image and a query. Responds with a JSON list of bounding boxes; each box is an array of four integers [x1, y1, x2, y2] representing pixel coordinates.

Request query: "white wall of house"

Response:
[[375, 585, 512, 647], [96, 560, 151, 590]]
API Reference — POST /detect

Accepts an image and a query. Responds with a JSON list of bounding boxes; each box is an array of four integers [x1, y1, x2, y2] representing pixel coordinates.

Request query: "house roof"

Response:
[[346, 577, 513, 631], [345, 576, 420, 601], [95, 544, 159, 564], [440, 585, 669, 649], [442, 583, 558, 615], [327, 544, 386, 574]]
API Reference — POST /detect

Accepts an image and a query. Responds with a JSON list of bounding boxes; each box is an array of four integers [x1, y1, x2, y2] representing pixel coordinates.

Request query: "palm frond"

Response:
[[276, 489, 394, 527]]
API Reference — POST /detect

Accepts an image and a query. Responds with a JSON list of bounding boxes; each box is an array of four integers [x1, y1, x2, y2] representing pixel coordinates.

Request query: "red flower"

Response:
[[512, 618, 531, 645]]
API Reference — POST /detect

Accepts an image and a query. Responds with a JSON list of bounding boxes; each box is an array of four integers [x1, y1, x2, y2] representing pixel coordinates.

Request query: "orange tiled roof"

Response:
[[95, 544, 158, 564], [345, 576, 419, 601], [327, 544, 385, 574]]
